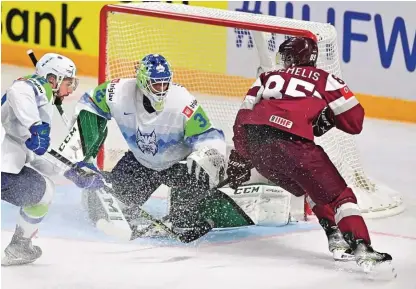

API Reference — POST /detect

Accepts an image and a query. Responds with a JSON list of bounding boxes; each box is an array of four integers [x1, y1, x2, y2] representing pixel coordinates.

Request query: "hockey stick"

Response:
[[27, 50, 71, 128], [126, 205, 214, 243], [48, 148, 210, 243], [129, 177, 231, 241]]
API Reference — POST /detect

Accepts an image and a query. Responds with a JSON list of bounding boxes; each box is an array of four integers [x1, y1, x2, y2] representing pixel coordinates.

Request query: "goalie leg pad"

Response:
[[220, 184, 292, 227], [82, 187, 132, 239], [197, 189, 254, 228], [169, 186, 254, 229]]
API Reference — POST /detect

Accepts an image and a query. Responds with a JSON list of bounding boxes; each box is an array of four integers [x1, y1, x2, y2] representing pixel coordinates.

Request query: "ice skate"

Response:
[[327, 227, 355, 261], [353, 240, 394, 274], [319, 219, 354, 261], [2, 226, 42, 266]]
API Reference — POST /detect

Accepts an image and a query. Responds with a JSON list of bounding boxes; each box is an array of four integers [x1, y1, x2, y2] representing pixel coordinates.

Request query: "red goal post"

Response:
[[98, 2, 404, 219]]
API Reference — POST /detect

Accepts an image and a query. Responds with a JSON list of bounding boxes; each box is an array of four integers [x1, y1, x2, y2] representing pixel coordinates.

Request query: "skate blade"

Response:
[[333, 249, 355, 262], [96, 219, 132, 241], [361, 260, 397, 280], [2, 252, 37, 266]]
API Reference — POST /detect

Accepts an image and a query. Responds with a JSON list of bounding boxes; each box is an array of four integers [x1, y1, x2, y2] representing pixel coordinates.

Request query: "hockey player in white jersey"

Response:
[[1, 53, 78, 265], [64, 54, 253, 240]]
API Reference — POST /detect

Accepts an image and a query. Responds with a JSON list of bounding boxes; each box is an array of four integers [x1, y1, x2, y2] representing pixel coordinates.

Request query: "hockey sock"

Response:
[[330, 187, 371, 245], [18, 204, 48, 238], [306, 195, 338, 235]]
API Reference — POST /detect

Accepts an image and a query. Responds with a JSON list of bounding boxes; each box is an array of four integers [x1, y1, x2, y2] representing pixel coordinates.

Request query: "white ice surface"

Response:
[[2, 65, 416, 289]]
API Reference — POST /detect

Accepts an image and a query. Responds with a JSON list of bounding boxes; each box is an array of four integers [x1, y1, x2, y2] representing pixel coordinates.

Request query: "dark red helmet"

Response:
[[278, 37, 318, 68]]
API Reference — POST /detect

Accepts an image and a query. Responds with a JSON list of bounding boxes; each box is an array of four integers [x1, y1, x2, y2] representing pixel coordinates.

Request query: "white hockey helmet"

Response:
[[35, 53, 79, 98]]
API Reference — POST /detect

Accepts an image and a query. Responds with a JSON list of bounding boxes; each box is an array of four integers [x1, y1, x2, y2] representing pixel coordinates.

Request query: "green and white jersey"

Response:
[[77, 78, 226, 171], [1, 75, 54, 173]]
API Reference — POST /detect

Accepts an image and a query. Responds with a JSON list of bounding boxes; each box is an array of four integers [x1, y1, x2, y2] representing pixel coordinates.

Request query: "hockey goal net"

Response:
[[99, 2, 404, 219]]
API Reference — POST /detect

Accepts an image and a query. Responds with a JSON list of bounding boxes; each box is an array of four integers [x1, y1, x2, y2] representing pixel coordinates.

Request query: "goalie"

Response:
[[64, 54, 253, 241]]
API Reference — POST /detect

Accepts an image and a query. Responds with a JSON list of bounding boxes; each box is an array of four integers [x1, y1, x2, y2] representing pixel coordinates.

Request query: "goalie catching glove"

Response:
[[64, 161, 106, 189], [226, 149, 252, 190], [187, 147, 225, 189]]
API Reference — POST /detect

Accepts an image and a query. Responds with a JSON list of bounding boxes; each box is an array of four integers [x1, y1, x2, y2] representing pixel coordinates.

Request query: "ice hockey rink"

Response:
[[2, 64, 416, 289]]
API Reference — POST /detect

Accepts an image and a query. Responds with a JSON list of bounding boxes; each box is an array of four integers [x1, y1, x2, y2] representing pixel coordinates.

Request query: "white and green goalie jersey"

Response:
[[74, 78, 226, 171]]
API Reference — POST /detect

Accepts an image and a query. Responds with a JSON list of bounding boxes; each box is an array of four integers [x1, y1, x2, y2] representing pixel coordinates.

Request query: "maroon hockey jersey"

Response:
[[233, 66, 365, 158]]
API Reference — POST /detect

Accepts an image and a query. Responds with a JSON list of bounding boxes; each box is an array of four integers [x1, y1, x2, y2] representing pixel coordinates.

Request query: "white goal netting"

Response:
[[99, 2, 404, 218]]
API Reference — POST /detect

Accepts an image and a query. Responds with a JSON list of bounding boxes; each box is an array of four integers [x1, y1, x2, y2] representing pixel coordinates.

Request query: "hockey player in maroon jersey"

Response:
[[227, 36, 393, 272]]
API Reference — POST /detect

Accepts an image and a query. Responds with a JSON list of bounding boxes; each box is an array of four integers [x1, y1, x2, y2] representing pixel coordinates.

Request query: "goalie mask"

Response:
[[35, 53, 79, 105], [136, 54, 173, 112], [277, 37, 318, 69]]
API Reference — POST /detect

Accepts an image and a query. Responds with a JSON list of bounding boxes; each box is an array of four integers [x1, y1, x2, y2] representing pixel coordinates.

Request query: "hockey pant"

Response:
[[1, 166, 54, 238], [245, 125, 371, 244]]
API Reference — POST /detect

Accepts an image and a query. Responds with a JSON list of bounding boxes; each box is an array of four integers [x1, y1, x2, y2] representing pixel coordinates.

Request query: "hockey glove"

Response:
[[226, 149, 252, 190], [25, 122, 51, 156], [187, 147, 225, 189], [64, 161, 105, 189], [313, 107, 335, 137]]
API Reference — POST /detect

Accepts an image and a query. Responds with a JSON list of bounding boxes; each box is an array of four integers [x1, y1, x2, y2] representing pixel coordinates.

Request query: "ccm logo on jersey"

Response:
[[269, 115, 293, 129], [111, 79, 120, 83], [182, 106, 194, 118]]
